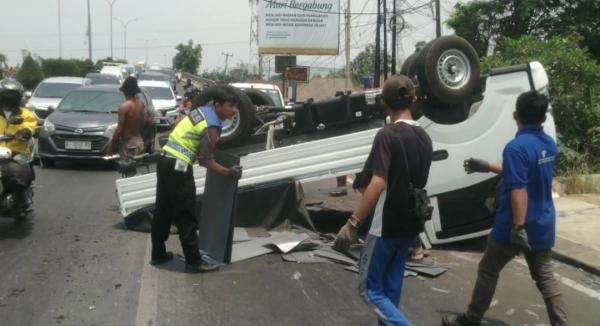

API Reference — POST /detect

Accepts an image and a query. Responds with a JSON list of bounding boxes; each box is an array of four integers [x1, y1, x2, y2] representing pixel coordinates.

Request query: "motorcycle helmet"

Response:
[[0, 78, 25, 109]]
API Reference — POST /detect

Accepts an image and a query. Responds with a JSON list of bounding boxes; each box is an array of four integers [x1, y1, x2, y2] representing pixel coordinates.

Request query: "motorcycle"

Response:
[[0, 135, 35, 221]]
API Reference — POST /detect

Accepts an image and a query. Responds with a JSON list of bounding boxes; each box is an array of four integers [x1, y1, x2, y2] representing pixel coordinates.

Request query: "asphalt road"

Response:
[[0, 166, 598, 326]]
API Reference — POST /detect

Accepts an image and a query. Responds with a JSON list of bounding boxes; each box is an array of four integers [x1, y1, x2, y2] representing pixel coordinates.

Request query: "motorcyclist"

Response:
[[0, 78, 38, 211]]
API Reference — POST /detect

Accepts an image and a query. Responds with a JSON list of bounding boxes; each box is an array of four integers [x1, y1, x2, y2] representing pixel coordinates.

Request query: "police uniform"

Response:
[[151, 105, 222, 265]]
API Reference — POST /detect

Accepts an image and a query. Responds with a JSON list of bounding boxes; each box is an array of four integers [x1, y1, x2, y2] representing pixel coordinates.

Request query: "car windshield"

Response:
[[139, 73, 169, 81], [143, 86, 174, 100], [34, 82, 81, 98], [87, 74, 119, 85], [262, 89, 284, 107], [57, 90, 124, 113]]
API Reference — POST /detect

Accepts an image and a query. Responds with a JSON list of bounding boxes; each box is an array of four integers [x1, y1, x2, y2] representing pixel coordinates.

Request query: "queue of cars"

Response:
[[24, 65, 179, 167]]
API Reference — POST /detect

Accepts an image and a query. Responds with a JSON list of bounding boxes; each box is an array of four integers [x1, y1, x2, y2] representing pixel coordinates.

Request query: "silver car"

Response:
[[26, 77, 91, 120]]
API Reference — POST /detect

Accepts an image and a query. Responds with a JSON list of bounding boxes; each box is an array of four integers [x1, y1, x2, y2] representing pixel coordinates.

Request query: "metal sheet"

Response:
[[281, 252, 332, 264], [197, 152, 240, 263], [230, 231, 311, 263]]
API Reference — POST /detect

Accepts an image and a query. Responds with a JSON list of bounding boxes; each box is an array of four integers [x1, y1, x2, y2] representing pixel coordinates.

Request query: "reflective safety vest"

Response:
[[163, 106, 222, 165]]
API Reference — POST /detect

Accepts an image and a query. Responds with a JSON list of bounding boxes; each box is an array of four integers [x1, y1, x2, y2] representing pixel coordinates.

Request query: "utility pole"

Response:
[[374, 0, 381, 88], [114, 18, 137, 61], [391, 0, 396, 75], [105, 0, 118, 59], [435, 0, 441, 38], [344, 0, 351, 91], [57, 0, 62, 58], [87, 0, 93, 61], [144, 39, 156, 64], [383, 0, 388, 80], [222, 52, 234, 74]]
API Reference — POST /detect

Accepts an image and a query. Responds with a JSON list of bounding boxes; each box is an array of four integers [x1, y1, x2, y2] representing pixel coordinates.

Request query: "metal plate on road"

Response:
[[65, 141, 92, 150]]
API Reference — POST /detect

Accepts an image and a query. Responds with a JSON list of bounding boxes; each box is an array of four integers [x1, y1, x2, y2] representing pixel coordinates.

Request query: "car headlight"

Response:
[[106, 123, 118, 135], [44, 120, 55, 132]]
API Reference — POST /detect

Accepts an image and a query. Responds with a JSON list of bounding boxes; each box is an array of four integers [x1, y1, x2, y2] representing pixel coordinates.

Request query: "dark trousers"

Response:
[[151, 155, 201, 264], [466, 237, 567, 325]]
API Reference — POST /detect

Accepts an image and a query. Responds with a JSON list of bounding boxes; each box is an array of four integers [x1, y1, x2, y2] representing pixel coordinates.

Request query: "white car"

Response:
[[100, 63, 125, 83], [26, 76, 91, 120], [138, 80, 180, 115]]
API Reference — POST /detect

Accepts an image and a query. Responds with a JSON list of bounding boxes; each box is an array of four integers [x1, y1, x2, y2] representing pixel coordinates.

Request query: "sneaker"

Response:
[[184, 260, 220, 274], [150, 252, 174, 266], [441, 314, 481, 326]]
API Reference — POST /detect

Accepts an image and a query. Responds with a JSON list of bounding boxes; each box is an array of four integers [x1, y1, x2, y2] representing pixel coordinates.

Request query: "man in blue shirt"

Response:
[[442, 91, 566, 326]]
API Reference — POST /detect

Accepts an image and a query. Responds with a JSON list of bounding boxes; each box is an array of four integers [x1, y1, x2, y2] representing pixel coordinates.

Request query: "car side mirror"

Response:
[[47, 106, 55, 113], [176, 95, 182, 101], [24, 91, 32, 98]]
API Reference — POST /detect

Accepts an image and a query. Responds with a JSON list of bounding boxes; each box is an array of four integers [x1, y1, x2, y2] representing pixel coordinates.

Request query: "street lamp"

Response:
[[145, 38, 157, 65], [105, 0, 118, 58], [113, 18, 137, 61], [57, 0, 62, 58]]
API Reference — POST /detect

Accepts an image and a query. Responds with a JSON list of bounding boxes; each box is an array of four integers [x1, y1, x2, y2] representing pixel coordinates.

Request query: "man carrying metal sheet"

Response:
[[333, 75, 433, 326], [150, 86, 243, 273]]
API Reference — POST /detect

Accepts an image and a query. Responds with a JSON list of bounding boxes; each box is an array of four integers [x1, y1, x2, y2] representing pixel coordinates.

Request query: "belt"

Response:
[[160, 151, 177, 160]]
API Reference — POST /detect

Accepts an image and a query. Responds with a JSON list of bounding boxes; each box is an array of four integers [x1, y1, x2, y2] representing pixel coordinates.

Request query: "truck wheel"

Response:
[[400, 53, 418, 80], [243, 88, 276, 107], [195, 85, 256, 148], [416, 36, 480, 104]]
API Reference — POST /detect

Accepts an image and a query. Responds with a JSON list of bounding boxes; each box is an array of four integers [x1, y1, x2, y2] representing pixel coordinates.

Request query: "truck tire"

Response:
[[416, 36, 480, 104], [400, 53, 418, 80], [195, 85, 256, 148], [243, 88, 276, 107]]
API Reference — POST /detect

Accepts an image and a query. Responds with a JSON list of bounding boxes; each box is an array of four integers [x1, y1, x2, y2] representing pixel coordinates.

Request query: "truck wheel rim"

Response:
[[437, 49, 471, 90], [221, 112, 240, 137]]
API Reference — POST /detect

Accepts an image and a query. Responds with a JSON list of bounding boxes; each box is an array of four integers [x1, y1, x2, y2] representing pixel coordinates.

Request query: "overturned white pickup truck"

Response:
[[116, 55, 555, 245]]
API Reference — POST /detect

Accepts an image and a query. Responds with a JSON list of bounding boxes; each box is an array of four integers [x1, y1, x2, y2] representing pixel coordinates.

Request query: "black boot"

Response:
[[15, 189, 32, 212], [441, 314, 481, 326]]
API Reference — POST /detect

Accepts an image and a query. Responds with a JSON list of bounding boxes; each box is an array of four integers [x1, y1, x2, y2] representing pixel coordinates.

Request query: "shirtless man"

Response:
[[109, 76, 145, 160]]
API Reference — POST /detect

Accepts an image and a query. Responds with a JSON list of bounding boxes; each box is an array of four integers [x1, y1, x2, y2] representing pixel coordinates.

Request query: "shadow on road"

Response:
[[36, 160, 117, 172], [0, 216, 34, 240]]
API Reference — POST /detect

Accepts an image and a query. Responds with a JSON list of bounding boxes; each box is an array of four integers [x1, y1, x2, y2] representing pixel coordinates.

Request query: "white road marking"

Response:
[[431, 287, 450, 294], [135, 237, 159, 326], [506, 308, 515, 315], [525, 309, 540, 319]]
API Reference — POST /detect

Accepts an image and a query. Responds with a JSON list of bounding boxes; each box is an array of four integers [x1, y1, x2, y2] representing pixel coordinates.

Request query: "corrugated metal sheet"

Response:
[[116, 128, 380, 216]]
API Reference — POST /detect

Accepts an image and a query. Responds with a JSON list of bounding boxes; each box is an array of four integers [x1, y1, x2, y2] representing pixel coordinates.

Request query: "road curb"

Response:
[[551, 248, 600, 277]]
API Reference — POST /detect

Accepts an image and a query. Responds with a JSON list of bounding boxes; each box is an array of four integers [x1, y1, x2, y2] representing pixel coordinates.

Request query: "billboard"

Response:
[[286, 66, 310, 82], [259, 0, 340, 55]]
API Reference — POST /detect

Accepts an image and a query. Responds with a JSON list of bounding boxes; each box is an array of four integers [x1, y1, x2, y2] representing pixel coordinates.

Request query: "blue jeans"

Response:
[[359, 234, 415, 326]]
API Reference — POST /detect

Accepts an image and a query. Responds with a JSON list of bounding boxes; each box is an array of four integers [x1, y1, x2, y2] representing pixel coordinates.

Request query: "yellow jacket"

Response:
[[0, 107, 38, 156]]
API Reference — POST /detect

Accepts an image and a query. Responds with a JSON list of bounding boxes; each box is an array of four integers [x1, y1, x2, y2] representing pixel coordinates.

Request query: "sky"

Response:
[[0, 0, 460, 74]]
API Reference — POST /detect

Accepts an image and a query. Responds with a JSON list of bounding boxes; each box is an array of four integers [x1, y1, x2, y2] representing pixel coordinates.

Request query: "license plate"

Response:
[[65, 141, 92, 150]]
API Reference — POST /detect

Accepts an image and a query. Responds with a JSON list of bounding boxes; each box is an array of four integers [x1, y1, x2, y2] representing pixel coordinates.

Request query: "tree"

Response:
[[482, 35, 600, 172], [17, 55, 44, 90], [173, 40, 202, 74], [0, 53, 6, 75], [349, 44, 392, 85], [42, 59, 81, 77], [447, 0, 600, 60]]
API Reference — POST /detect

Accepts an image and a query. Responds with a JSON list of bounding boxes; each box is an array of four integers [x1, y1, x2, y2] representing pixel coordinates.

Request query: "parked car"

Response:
[[138, 80, 180, 116], [26, 77, 91, 120], [99, 63, 125, 83], [148, 68, 177, 90], [37, 85, 157, 166], [85, 73, 120, 85], [138, 72, 170, 83]]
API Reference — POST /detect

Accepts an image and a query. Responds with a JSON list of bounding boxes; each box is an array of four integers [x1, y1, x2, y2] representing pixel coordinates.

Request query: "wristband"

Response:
[[349, 214, 361, 228]]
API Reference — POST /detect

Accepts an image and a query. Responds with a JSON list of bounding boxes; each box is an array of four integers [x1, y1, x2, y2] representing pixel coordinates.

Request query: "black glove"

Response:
[[510, 227, 532, 253], [228, 165, 243, 180], [464, 158, 490, 174]]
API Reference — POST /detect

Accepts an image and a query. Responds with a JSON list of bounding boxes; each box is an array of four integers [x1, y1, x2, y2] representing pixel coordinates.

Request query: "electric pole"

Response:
[[344, 0, 351, 91], [87, 0, 93, 60], [391, 0, 396, 75], [105, 0, 118, 59], [435, 0, 441, 38], [374, 0, 381, 88], [57, 0, 62, 58], [222, 52, 234, 74], [383, 0, 388, 80]]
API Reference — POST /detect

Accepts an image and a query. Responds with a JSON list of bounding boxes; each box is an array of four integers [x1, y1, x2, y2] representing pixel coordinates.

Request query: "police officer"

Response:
[[0, 78, 38, 212], [150, 86, 242, 273]]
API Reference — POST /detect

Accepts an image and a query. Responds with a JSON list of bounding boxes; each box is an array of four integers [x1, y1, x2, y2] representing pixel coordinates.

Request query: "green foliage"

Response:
[[42, 59, 81, 77], [481, 35, 600, 173], [349, 44, 391, 85], [17, 55, 44, 90], [173, 40, 202, 74], [447, 0, 600, 60]]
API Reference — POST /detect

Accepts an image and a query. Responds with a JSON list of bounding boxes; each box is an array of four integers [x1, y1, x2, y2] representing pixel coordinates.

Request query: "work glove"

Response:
[[228, 165, 243, 180], [463, 158, 490, 174], [332, 219, 359, 253], [510, 227, 532, 253]]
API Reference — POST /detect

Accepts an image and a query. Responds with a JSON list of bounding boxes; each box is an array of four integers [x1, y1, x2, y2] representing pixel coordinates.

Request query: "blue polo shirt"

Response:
[[490, 127, 558, 251]]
